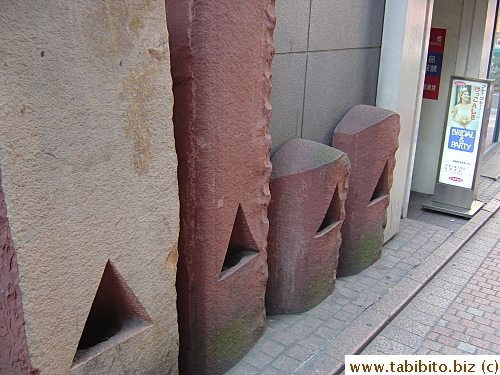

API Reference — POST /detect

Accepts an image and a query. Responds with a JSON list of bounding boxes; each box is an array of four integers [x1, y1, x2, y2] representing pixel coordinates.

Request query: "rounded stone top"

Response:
[[271, 138, 346, 179], [334, 104, 398, 134]]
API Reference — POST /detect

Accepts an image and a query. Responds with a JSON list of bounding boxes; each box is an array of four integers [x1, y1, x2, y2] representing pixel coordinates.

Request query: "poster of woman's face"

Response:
[[455, 85, 471, 104], [440, 77, 492, 189]]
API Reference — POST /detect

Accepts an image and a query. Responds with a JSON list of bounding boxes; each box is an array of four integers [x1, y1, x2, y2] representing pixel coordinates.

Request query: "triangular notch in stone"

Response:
[[316, 183, 342, 237], [219, 205, 259, 280], [370, 160, 390, 203], [72, 260, 152, 366]]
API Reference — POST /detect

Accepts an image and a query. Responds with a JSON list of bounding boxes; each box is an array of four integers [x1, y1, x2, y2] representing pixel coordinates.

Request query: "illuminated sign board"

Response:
[[425, 76, 493, 218], [437, 77, 489, 189]]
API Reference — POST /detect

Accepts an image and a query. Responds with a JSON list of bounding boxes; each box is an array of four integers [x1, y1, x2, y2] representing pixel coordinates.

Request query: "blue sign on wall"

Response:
[[447, 127, 476, 153], [425, 52, 443, 77]]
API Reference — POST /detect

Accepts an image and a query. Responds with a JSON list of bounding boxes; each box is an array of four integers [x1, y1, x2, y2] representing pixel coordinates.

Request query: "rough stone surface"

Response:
[[0, 2, 179, 374], [0, 169, 36, 375], [166, 0, 275, 374], [332, 105, 400, 276], [266, 139, 349, 315]]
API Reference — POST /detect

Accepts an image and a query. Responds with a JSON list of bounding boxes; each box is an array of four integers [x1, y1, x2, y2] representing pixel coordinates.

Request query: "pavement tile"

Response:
[[307, 307, 336, 321], [371, 277, 422, 316], [391, 317, 433, 337], [456, 310, 475, 320], [314, 326, 338, 340], [472, 315, 491, 325], [414, 347, 431, 355], [446, 322, 466, 333], [417, 293, 453, 309], [323, 309, 388, 358], [258, 340, 286, 357], [433, 325, 452, 336], [287, 323, 316, 338], [300, 316, 326, 329], [227, 363, 260, 375], [460, 320, 485, 338], [477, 323, 496, 335], [405, 259, 441, 283], [323, 317, 348, 331], [271, 355, 303, 374], [491, 342, 500, 353], [456, 342, 478, 354], [441, 346, 465, 355], [484, 311, 500, 322], [451, 331, 470, 342], [297, 335, 330, 352], [272, 330, 299, 346], [436, 333, 459, 347], [258, 368, 288, 375], [395, 307, 438, 326], [436, 319, 448, 327], [470, 337, 492, 350], [442, 313, 461, 323], [420, 339, 443, 352], [483, 333, 500, 344], [426, 331, 438, 341], [285, 345, 317, 362], [362, 335, 414, 355], [380, 325, 426, 348], [411, 299, 447, 318], [294, 352, 341, 375], [244, 351, 274, 369], [336, 308, 361, 321]]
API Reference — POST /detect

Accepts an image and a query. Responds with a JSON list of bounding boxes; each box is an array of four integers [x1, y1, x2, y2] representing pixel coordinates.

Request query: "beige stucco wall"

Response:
[[0, 1, 179, 374]]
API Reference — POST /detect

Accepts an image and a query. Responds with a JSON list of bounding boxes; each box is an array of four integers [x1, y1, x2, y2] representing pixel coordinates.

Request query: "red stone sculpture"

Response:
[[166, 0, 275, 374], [266, 139, 349, 315], [332, 105, 400, 276], [0, 169, 36, 375]]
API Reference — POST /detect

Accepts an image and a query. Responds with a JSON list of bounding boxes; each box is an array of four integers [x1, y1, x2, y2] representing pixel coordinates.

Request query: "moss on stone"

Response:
[[206, 313, 263, 374], [339, 230, 383, 276], [352, 230, 383, 273], [305, 271, 335, 311]]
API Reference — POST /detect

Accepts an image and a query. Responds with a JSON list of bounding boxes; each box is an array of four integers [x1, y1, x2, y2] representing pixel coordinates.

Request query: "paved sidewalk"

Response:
[[226, 148, 500, 375], [361, 211, 499, 356]]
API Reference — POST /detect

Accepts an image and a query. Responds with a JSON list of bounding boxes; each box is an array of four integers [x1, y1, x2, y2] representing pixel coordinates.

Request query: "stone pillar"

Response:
[[0, 2, 179, 374], [332, 105, 400, 277], [266, 139, 349, 315], [166, 0, 275, 374]]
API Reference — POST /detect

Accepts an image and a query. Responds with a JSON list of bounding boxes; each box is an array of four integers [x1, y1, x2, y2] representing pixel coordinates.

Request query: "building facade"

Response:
[[1, 0, 498, 373]]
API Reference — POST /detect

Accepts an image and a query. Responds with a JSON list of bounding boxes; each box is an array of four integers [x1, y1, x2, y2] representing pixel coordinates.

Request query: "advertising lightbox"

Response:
[[437, 77, 489, 189], [424, 76, 493, 218]]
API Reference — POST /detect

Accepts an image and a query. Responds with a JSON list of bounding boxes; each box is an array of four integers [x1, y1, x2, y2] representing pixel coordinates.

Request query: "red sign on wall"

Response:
[[423, 28, 446, 100]]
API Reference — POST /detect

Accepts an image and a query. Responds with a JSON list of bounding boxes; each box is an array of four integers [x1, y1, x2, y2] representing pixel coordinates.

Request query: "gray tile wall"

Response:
[[270, 0, 385, 154]]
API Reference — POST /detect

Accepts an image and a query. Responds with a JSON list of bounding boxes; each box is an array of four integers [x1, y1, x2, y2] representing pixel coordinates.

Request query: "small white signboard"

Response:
[[424, 76, 493, 218]]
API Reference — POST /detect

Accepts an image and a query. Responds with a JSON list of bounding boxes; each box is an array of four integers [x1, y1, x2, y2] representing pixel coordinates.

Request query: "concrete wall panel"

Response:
[[269, 53, 307, 154], [271, 0, 384, 158], [309, 0, 385, 51], [274, 0, 310, 53], [302, 49, 381, 145]]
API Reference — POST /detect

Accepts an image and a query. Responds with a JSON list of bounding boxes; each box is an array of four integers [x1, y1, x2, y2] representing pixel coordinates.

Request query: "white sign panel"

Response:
[[438, 78, 489, 189]]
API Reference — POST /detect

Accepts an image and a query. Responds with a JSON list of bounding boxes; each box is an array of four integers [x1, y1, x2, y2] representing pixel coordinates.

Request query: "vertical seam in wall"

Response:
[[465, 0, 477, 75], [300, 0, 314, 138]]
